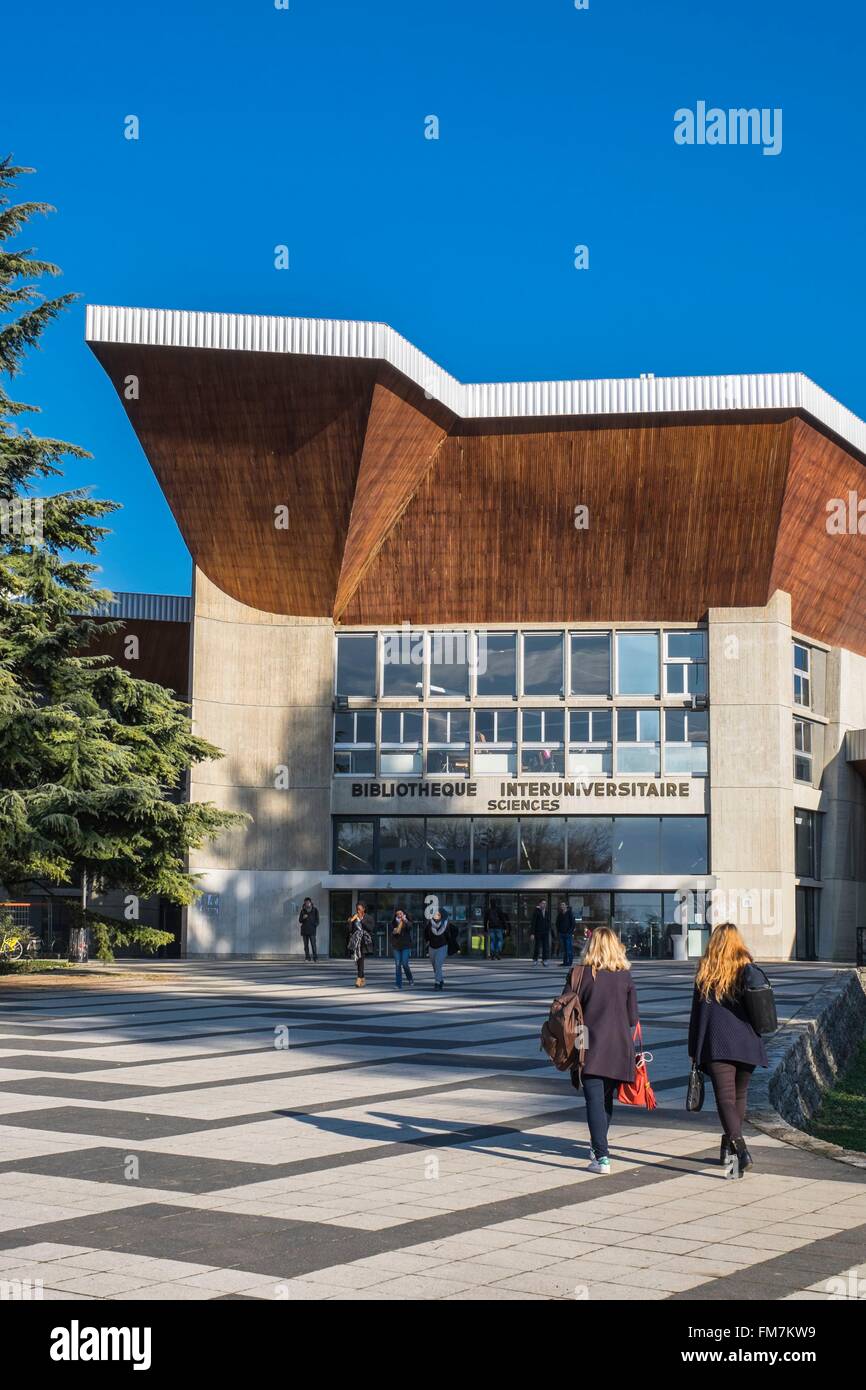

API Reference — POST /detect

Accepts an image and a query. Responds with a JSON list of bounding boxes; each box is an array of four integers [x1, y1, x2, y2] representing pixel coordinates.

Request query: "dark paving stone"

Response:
[[669, 1220, 866, 1301], [0, 1078, 168, 1101], [0, 1106, 219, 1140], [0, 1054, 125, 1073]]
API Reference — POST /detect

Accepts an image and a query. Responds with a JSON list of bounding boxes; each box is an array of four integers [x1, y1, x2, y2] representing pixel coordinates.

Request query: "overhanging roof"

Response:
[[85, 304, 866, 648], [86, 304, 866, 447]]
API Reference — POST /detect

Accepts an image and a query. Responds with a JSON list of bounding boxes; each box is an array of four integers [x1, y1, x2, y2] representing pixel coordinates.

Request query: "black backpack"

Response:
[[742, 963, 778, 1035]]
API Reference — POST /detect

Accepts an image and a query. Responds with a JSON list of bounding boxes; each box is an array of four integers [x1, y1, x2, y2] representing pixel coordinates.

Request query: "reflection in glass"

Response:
[[616, 632, 659, 694], [477, 632, 517, 697], [523, 632, 564, 696], [472, 818, 519, 873], [335, 634, 377, 697], [425, 818, 472, 874], [570, 633, 611, 695], [378, 817, 426, 874], [428, 631, 471, 697], [335, 820, 375, 873], [567, 818, 613, 872], [519, 819, 566, 871]]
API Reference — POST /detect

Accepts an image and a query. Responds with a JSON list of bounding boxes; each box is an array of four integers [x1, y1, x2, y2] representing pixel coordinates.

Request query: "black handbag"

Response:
[[686, 1063, 705, 1112], [742, 963, 778, 1035]]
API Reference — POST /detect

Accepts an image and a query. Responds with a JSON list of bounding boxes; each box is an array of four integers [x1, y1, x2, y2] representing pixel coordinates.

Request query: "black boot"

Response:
[[733, 1137, 753, 1178], [720, 1135, 733, 1165]]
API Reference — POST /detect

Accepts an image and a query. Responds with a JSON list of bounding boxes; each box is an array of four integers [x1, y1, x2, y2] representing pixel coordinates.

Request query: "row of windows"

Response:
[[336, 628, 707, 701], [334, 814, 709, 876], [335, 706, 709, 777]]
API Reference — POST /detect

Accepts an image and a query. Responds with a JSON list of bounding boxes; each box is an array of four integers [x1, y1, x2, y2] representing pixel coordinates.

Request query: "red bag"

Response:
[[617, 1023, 657, 1109]]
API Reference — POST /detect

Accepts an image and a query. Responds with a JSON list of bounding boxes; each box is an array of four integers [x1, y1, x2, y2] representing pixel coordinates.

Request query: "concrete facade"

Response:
[[178, 577, 866, 962], [185, 570, 334, 957]]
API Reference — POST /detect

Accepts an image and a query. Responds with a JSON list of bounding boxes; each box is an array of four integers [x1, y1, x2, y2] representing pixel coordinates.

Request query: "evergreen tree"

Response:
[[0, 158, 244, 948]]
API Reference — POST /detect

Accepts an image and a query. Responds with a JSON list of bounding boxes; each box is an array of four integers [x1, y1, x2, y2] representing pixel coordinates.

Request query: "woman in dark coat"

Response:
[[568, 926, 639, 1174], [688, 922, 769, 1177]]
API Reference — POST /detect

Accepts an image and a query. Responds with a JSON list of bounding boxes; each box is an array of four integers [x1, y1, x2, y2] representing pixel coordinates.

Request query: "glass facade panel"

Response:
[[335, 634, 377, 697], [425, 818, 472, 874], [378, 817, 426, 874], [519, 818, 566, 872], [659, 816, 708, 875], [477, 632, 517, 697], [570, 633, 611, 695], [428, 631, 471, 698], [335, 821, 375, 873], [613, 817, 660, 873], [472, 818, 519, 873], [568, 818, 613, 872], [523, 632, 564, 696], [795, 809, 821, 879], [613, 892, 664, 959], [334, 749, 376, 775], [382, 630, 425, 697], [616, 632, 659, 694]]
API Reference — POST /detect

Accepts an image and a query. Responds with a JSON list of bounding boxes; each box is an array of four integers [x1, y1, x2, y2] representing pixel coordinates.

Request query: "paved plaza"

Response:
[[0, 959, 865, 1302]]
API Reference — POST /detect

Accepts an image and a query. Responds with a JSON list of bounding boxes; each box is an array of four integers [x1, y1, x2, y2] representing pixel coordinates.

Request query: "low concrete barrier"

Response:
[[748, 968, 866, 1168]]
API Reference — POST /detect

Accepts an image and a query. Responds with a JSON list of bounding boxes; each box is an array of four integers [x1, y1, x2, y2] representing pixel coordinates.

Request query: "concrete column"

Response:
[[707, 590, 796, 959], [185, 570, 333, 957]]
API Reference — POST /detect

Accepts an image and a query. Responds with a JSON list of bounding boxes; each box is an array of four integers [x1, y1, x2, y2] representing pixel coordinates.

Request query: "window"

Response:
[[382, 629, 425, 697], [795, 809, 821, 879], [380, 709, 422, 775], [663, 630, 707, 696], [616, 708, 660, 774], [333, 711, 376, 775], [521, 708, 565, 773], [474, 709, 517, 774], [427, 709, 470, 774], [335, 633, 377, 697], [663, 708, 708, 776], [659, 817, 708, 875], [335, 820, 375, 873], [616, 632, 659, 695], [378, 817, 426, 874], [568, 818, 613, 872], [428, 631, 471, 698], [570, 632, 611, 696], [522, 632, 564, 696], [568, 708, 612, 775], [794, 718, 813, 783], [472, 818, 519, 873], [425, 818, 472, 874], [477, 631, 517, 697], [794, 642, 811, 708], [613, 817, 660, 873], [519, 818, 566, 872]]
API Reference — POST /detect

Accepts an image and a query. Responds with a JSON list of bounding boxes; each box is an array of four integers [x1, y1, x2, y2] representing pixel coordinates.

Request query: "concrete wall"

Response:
[[818, 647, 866, 961], [707, 590, 796, 959], [185, 570, 333, 956]]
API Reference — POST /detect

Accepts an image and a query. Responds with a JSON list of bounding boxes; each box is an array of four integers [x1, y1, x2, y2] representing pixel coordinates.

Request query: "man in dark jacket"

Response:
[[556, 899, 575, 968], [298, 898, 319, 961], [531, 899, 549, 966]]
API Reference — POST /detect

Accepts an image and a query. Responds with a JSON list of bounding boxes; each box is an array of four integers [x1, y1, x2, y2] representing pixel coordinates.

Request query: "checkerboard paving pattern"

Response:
[[0, 958, 864, 1301]]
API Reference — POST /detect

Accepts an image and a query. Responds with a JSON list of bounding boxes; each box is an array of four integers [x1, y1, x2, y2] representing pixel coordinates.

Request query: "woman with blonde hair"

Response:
[[688, 923, 769, 1177], [567, 926, 639, 1175]]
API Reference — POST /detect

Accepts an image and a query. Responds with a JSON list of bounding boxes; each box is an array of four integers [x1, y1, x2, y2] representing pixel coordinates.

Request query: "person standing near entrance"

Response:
[[390, 907, 415, 990], [485, 898, 507, 960], [425, 909, 453, 991], [687, 923, 769, 1177], [556, 899, 575, 968], [347, 902, 372, 988], [531, 898, 549, 965], [298, 897, 319, 962], [569, 926, 639, 1174]]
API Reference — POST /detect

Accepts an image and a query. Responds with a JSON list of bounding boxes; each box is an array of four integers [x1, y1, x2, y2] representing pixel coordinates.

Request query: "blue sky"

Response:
[[5, 0, 864, 595]]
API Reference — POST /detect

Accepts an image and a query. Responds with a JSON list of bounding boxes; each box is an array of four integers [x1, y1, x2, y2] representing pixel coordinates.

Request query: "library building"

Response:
[[84, 306, 866, 962]]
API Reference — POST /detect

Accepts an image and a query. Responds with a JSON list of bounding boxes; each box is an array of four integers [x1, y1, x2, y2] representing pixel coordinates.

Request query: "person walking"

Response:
[[390, 907, 415, 990], [347, 901, 372, 988], [556, 899, 575, 969], [298, 897, 319, 962], [568, 926, 639, 1174], [485, 898, 506, 960], [688, 922, 769, 1177], [425, 909, 453, 991], [531, 898, 549, 966]]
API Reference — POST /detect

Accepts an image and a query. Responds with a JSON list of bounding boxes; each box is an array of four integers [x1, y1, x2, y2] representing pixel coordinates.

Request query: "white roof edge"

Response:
[[85, 304, 866, 452]]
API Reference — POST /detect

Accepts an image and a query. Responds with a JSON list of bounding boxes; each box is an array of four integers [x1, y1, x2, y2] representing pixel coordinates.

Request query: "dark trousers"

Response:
[[302, 932, 317, 961], [559, 931, 574, 968], [355, 955, 365, 979], [533, 930, 549, 961], [706, 1060, 754, 1142], [582, 1074, 617, 1159]]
